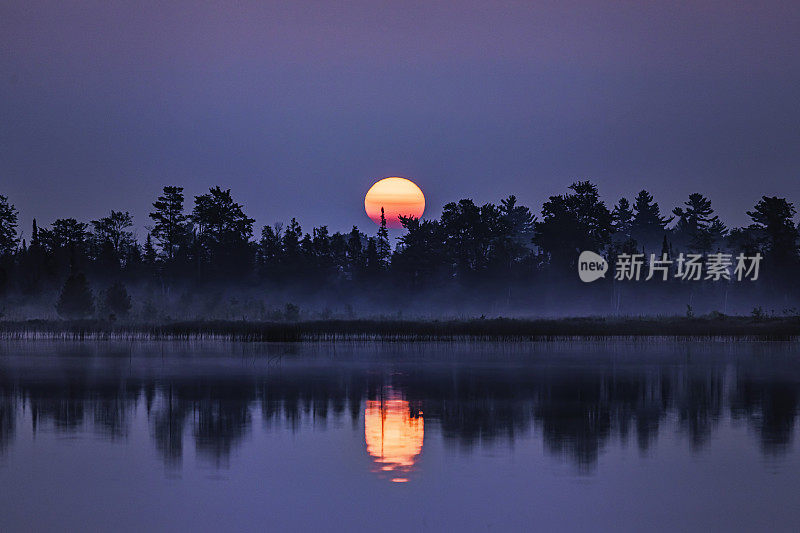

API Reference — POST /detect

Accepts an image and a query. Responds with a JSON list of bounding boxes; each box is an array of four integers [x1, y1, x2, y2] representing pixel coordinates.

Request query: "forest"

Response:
[[0, 181, 798, 320]]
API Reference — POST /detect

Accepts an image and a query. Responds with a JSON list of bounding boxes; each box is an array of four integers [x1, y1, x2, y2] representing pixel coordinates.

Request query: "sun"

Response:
[[364, 177, 425, 228]]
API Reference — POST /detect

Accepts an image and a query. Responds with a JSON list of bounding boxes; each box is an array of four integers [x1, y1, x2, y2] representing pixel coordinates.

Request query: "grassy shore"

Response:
[[0, 316, 798, 342]]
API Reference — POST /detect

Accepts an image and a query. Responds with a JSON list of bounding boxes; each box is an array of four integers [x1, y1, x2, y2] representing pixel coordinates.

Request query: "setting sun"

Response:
[[364, 177, 425, 228]]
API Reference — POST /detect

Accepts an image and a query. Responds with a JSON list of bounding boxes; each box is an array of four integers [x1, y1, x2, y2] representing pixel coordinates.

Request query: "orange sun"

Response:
[[364, 177, 425, 228]]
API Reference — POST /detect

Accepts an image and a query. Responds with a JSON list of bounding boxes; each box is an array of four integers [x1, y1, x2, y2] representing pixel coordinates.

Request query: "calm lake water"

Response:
[[1, 340, 800, 532]]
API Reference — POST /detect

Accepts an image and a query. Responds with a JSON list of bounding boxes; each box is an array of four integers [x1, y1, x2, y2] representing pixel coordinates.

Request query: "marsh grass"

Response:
[[0, 316, 798, 342]]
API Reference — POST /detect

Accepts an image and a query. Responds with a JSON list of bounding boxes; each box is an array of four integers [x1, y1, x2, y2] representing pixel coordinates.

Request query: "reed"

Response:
[[0, 316, 798, 342]]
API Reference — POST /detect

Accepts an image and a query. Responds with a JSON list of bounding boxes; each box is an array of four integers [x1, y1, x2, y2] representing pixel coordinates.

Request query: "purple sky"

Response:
[[3, 1, 800, 238]]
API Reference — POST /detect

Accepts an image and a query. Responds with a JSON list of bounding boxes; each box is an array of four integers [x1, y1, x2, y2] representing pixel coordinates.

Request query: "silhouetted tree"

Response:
[[727, 226, 762, 257], [441, 199, 482, 276], [143, 234, 157, 267], [56, 271, 94, 318], [281, 218, 303, 277], [149, 186, 189, 262], [377, 208, 391, 269], [630, 190, 672, 252], [50, 218, 88, 250], [258, 223, 283, 278], [40, 218, 89, 275], [312, 226, 336, 278], [534, 181, 612, 272], [609, 197, 639, 267], [330, 231, 348, 274], [499, 195, 536, 271], [707, 219, 728, 251], [18, 219, 45, 294], [31, 219, 40, 248], [91, 210, 136, 272], [346, 226, 365, 279], [364, 237, 380, 277], [673, 193, 724, 253], [746, 196, 799, 282], [0, 195, 18, 294], [0, 195, 18, 257], [191, 187, 255, 279], [100, 281, 132, 319], [612, 197, 634, 239], [438, 199, 515, 278], [394, 216, 446, 287], [92, 211, 135, 256]]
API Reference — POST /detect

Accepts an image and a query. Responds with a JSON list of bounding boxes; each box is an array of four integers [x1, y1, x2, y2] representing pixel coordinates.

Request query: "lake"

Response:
[[1, 340, 799, 532]]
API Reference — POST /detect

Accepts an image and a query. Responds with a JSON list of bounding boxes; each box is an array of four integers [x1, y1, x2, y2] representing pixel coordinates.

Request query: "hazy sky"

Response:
[[2, 1, 800, 238]]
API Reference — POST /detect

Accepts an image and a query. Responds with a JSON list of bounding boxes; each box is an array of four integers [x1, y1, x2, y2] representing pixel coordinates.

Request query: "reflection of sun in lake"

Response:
[[364, 389, 424, 483]]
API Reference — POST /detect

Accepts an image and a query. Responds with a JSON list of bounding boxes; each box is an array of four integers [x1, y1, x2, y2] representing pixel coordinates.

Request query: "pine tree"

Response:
[[143, 234, 157, 266], [46, 218, 89, 275], [31, 219, 40, 248], [499, 195, 536, 265], [365, 237, 380, 275], [746, 196, 799, 280], [258, 223, 283, 278], [281, 218, 303, 274], [19, 219, 45, 295], [0, 195, 18, 257], [311, 226, 334, 274], [630, 190, 671, 252], [612, 198, 634, 237], [346, 226, 364, 278], [377, 207, 391, 269], [673, 193, 723, 253], [149, 186, 188, 262], [55, 271, 94, 318]]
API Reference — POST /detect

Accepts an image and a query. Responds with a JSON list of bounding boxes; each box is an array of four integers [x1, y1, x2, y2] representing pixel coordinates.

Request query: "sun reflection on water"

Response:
[[364, 389, 424, 483]]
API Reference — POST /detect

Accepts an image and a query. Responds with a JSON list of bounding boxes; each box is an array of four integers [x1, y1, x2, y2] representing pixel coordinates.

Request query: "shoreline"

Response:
[[0, 317, 798, 342]]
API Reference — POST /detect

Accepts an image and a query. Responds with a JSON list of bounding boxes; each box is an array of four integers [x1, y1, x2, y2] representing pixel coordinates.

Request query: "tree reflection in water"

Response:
[[0, 342, 798, 475]]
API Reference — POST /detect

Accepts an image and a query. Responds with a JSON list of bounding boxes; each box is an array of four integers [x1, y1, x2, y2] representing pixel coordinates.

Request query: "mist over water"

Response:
[[1, 341, 800, 530]]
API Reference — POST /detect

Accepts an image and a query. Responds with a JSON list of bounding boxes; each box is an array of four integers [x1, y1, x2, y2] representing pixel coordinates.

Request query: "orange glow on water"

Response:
[[364, 177, 425, 228], [364, 389, 424, 483]]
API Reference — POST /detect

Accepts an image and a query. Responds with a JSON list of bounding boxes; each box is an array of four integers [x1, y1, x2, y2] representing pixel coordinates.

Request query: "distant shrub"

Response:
[[140, 298, 159, 322], [284, 303, 300, 321]]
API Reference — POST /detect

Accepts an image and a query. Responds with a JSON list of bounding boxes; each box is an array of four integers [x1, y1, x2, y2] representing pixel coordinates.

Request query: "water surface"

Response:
[[1, 341, 799, 531]]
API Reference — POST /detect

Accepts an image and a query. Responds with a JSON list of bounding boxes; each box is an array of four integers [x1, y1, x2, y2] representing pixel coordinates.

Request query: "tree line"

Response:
[[0, 181, 798, 318]]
